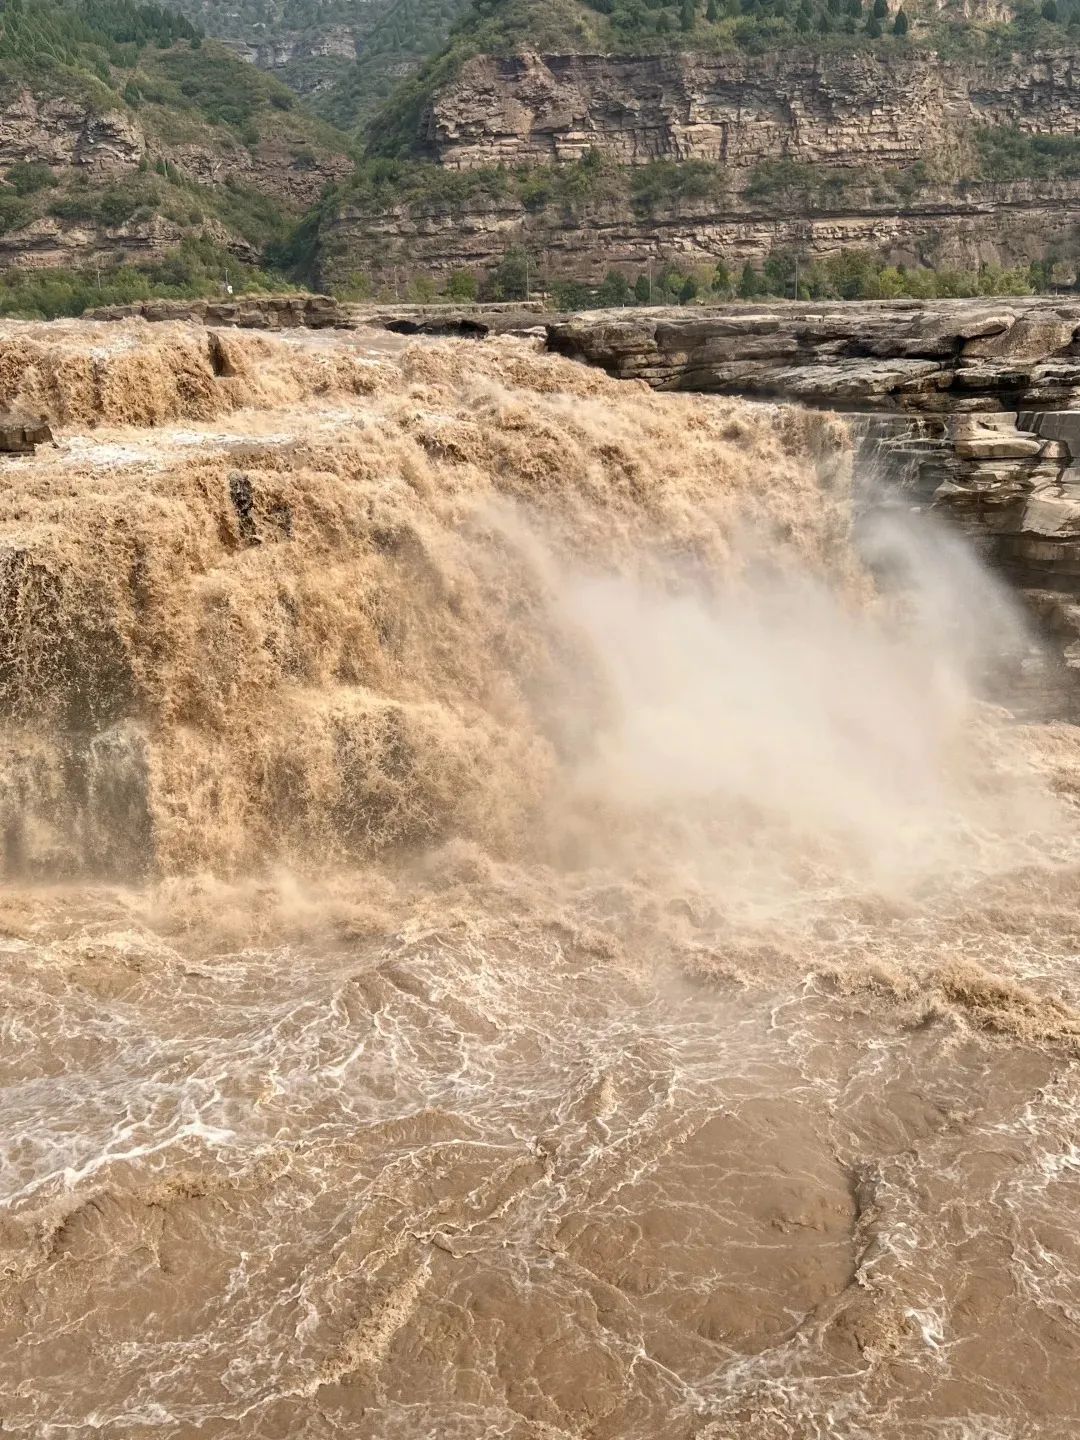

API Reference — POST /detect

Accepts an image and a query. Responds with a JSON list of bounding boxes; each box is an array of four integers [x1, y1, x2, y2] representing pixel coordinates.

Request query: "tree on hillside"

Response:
[[738, 261, 761, 297], [1042, 0, 1059, 18], [706, 0, 720, 18], [598, 269, 633, 305], [873, 0, 888, 17], [634, 272, 652, 302], [489, 248, 529, 301], [893, 8, 907, 31], [866, 12, 882, 34], [680, 0, 696, 28], [446, 269, 477, 299]]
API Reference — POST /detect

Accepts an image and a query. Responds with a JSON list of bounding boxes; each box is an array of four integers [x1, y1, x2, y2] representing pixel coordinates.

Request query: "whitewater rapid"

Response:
[[1, 320, 1079, 1438]]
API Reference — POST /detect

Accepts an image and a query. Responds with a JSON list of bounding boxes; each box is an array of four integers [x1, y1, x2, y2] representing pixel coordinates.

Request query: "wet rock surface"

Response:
[[0, 412, 52, 453]]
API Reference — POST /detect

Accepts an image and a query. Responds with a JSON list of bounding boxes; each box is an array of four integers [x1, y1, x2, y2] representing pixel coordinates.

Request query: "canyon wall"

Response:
[[425, 49, 1080, 171], [319, 47, 1080, 286], [0, 89, 351, 270], [319, 176, 1080, 288]]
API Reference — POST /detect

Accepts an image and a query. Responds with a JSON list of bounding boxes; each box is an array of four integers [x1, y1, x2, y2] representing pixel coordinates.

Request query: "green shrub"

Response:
[[0, 238, 292, 320], [745, 158, 820, 200], [597, 268, 633, 304], [484, 247, 530, 301], [552, 278, 594, 309], [445, 269, 478, 299], [733, 246, 1035, 300], [5, 161, 57, 196], [0, 193, 32, 234], [631, 159, 725, 212], [975, 127, 1080, 181]]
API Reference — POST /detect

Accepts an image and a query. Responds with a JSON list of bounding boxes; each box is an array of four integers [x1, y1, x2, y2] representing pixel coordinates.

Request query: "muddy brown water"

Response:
[[1, 321, 1079, 1438]]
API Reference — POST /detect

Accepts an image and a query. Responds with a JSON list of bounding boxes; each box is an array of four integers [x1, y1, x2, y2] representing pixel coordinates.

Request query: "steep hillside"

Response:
[[305, 0, 1080, 299], [362, 0, 1047, 154], [0, 0, 353, 309], [167, 0, 472, 129]]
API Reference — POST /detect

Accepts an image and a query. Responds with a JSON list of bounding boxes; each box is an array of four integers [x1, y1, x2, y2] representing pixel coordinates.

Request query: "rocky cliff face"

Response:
[[0, 95, 144, 176], [320, 46, 1080, 287], [228, 27, 360, 77], [319, 175, 1080, 289], [426, 49, 1080, 171], [0, 88, 350, 270]]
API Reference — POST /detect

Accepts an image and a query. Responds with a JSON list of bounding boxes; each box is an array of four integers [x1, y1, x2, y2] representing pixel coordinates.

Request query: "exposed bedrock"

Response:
[[0, 88, 351, 270], [317, 176, 1080, 290], [318, 48, 1080, 286], [548, 296, 1080, 696], [426, 50, 1080, 171], [545, 297, 1080, 405], [84, 293, 352, 329]]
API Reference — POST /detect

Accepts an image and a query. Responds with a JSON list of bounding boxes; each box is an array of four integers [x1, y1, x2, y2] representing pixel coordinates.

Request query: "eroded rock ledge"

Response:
[[549, 297, 1080, 691], [546, 297, 1080, 408], [84, 293, 351, 330]]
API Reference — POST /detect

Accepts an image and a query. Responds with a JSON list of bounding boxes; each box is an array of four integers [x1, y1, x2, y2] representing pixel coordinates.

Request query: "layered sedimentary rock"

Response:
[[0, 88, 351, 269], [0, 90, 349, 204], [426, 49, 1080, 171], [319, 47, 1080, 286], [546, 297, 1080, 405], [86, 293, 351, 329], [0, 93, 145, 175], [549, 295, 1080, 681], [320, 176, 1080, 289]]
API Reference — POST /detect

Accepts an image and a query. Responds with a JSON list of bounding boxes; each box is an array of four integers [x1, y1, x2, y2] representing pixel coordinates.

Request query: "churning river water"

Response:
[[1, 319, 1079, 1438]]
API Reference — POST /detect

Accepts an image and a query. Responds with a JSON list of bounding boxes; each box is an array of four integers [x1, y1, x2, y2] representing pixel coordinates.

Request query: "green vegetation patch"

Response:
[[334, 151, 726, 220], [0, 236, 293, 319], [974, 127, 1080, 182], [0, 0, 199, 109]]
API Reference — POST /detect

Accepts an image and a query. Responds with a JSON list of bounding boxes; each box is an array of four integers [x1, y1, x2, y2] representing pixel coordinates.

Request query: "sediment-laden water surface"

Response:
[[2, 319, 1080, 1438]]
